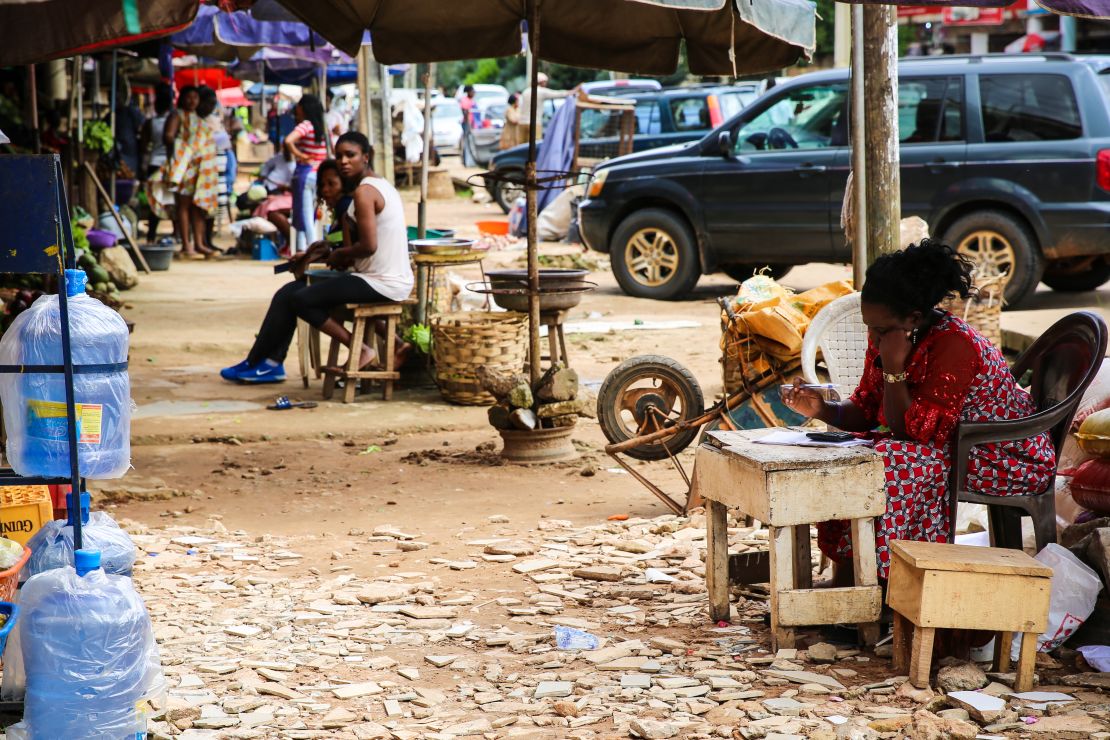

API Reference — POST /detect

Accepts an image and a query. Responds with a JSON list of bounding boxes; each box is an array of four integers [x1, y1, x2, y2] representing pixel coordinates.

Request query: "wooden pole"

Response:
[[862, 4, 901, 264], [109, 50, 118, 205], [83, 161, 152, 273], [418, 63, 436, 239], [28, 65, 40, 154], [850, 4, 867, 288], [525, 0, 542, 385]]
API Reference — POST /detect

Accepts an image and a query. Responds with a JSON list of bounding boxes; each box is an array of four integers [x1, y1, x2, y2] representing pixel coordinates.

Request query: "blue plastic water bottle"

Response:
[[20, 549, 154, 739], [1, 269, 131, 479]]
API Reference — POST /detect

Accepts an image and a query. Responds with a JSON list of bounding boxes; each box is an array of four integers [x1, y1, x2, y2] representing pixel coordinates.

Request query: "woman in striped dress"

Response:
[[165, 85, 220, 258]]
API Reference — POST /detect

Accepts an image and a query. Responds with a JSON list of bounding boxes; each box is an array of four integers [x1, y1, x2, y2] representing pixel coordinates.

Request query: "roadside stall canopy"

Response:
[[270, 0, 815, 75], [0, 0, 198, 66], [171, 4, 341, 62]]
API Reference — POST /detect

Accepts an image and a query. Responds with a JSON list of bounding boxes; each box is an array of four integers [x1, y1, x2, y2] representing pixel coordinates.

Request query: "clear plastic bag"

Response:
[[25, 512, 137, 579], [7, 562, 164, 739], [1012, 543, 1102, 660], [0, 271, 131, 480]]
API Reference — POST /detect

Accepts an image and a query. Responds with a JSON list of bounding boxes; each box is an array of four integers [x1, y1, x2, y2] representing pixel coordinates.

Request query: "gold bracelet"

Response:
[[883, 371, 908, 384]]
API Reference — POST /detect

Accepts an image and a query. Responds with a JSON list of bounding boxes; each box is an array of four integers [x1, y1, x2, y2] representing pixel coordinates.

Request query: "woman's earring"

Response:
[[911, 328, 919, 343]]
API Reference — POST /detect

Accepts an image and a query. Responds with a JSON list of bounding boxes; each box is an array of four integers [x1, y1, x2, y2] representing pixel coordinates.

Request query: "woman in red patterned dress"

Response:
[[783, 240, 1055, 583]]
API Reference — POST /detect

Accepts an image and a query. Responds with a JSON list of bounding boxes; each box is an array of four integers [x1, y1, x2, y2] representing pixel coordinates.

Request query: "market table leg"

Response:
[[851, 516, 881, 645], [891, 611, 912, 673], [793, 523, 812, 589], [909, 625, 935, 688], [994, 631, 1013, 673], [768, 524, 796, 650], [705, 499, 730, 623], [1015, 632, 1038, 692]]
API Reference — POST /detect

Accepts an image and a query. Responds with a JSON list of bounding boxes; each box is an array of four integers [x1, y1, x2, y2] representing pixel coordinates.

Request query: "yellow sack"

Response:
[[791, 280, 854, 319], [737, 296, 810, 361]]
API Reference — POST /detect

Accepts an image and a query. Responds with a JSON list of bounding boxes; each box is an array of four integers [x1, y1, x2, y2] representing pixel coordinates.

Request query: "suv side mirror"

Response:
[[718, 130, 735, 160]]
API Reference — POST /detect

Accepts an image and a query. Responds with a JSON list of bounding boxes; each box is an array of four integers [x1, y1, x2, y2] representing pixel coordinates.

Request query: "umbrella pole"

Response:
[[110, 50, 118, 206], [29, 65, 40, 154], [261, 65, 267, 129], [850, 4, 867, 288], [525, 0, 542, 385], [862, 5, 900, 263], [418, 63, 436, 239]]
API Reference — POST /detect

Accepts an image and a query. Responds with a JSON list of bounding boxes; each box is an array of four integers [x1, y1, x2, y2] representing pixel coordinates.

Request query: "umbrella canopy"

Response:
[[272, 0, 816, 76], [0, 0, 198, 66]]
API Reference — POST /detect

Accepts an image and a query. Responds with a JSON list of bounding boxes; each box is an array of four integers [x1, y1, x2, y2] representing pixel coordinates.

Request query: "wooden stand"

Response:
[[321, 303, 404, 402], [888, 540, 1051, 692], [696, 430, 886, 649]]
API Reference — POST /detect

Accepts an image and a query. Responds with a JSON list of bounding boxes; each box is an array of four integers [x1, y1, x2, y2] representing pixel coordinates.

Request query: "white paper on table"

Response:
[[748, 429, 872, 448]]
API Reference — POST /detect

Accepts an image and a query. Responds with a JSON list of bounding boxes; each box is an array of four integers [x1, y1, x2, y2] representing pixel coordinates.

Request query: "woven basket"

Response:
[[432, 311, 528, 405], [942, 275, 1004, 349]]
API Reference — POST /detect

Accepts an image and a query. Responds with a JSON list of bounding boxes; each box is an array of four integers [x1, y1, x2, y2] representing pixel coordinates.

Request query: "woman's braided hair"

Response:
[[861, 239, 975, 317]]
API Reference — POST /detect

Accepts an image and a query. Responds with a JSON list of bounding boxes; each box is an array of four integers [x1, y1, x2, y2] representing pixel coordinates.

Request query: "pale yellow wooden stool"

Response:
[[888, 540, 1052, 693], [321, 303, 405, 403], [695, 430, 887, 650]]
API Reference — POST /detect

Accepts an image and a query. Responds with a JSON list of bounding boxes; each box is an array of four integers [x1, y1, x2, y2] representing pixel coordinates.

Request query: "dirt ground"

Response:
[[78, 161, 1110, 739]]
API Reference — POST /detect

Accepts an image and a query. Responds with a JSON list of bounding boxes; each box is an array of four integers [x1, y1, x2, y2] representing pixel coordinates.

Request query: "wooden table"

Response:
[[695, 430, 886, 649], [888, 540, 1051, 692]]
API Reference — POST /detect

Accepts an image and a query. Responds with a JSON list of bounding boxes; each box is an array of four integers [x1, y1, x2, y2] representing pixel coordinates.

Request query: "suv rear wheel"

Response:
[[942, 210, 1043, 308], [722, 264, 793, 283], [611, 208, 701, 300], [1042, 257, 1110, 293]]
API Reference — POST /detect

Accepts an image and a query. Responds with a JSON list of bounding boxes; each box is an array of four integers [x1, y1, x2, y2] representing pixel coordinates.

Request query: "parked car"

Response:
[[471, 100, 508, 165], [579, 54, 1110, 306], [487, 83, 762, 212], [432, 99, 464, 154]]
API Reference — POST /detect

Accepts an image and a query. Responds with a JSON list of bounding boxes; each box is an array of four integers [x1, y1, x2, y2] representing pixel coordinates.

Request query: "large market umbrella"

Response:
[[172, 4, 340, 62], [272, 0, 817, 383], [0, 0, 198, 66]]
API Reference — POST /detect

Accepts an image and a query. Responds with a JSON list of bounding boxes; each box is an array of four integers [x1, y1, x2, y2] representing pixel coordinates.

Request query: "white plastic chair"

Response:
[[800, 293, 868, 387]]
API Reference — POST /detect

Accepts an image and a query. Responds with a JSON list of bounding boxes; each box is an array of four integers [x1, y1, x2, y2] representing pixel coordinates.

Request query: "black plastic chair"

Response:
[[948, 311, 1108, 552]]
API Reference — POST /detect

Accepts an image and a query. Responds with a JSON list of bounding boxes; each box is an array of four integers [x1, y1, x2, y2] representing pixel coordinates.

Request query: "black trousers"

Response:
[[247, 275, 387, 365]]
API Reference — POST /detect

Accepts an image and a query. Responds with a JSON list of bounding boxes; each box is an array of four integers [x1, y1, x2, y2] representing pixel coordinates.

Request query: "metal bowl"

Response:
[[469, 280, 597, 313], [410, 237, 477, 256], [485, 268, 589, 291]]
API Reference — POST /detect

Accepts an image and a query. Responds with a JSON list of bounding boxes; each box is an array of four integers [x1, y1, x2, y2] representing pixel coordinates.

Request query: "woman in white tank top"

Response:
[[219, 132, 414, 385]]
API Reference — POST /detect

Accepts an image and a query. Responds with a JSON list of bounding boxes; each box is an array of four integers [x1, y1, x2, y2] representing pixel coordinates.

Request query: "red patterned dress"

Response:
[[817, 312, 1055, 579]]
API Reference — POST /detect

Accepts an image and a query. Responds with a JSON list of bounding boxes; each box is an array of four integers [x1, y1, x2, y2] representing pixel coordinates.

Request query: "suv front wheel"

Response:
[[941, 210, 1043, 309], [611, 208, 701, 300]]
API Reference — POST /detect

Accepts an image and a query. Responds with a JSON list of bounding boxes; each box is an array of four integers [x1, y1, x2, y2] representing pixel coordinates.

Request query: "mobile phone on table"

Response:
[[806, 431, 856, 443]]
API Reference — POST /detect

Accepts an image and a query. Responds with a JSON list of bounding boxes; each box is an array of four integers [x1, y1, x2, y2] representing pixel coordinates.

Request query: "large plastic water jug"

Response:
[[15, 550, 161, 739], [25, 494, 136, 579], [0, 269, 131, 479]]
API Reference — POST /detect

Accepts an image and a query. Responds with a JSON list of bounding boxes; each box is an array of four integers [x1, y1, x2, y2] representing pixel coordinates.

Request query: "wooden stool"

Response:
[[321, 303, 404, 403], [888, 540, 1052, 693], [695, 430, 886, 650]]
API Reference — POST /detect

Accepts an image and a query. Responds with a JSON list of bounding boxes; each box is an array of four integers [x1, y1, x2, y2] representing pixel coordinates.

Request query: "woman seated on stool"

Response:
[[782, 240, 1055, 584], [221, 131, 413, 384]]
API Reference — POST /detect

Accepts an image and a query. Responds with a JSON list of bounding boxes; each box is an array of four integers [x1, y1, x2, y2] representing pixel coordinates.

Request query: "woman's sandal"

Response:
[[267, 395, 318, 411]]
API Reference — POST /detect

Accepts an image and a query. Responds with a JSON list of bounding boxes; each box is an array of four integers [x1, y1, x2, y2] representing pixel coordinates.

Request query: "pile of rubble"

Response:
[[122, 512, 1110, 739]]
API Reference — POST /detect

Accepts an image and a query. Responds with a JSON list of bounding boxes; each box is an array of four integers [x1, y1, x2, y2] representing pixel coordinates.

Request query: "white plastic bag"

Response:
[[1012, 543, 1102, 660]]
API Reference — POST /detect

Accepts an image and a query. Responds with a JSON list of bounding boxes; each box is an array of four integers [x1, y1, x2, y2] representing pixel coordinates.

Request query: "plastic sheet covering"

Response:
[[25, 513, 137, 579], [0, 290, 132, 479], [7, 566, 164, 739]]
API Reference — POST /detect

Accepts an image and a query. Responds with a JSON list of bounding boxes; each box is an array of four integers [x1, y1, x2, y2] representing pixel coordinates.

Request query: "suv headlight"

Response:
[[587, 168, 609, 199]]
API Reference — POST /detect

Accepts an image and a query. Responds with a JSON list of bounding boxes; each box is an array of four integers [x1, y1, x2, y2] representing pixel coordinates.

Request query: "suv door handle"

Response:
[[926, 159, 961, 172], [794, 164, 828, 176]]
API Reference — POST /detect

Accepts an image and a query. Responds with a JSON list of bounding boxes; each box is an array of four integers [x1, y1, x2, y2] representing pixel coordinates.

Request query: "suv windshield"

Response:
[[733, 84, 847, 152]]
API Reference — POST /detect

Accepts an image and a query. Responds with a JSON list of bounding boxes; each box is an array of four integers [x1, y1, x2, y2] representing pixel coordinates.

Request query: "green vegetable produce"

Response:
[[84, 121, 114, 155]]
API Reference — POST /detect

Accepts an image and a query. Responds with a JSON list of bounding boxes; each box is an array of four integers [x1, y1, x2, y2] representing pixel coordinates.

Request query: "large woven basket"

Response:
[[942, 275, 1004, 349], [432, 311, 527, 405]]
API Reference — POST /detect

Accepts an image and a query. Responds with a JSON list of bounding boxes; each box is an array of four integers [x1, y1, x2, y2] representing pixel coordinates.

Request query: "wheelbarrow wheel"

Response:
[[598, 355, 705, 461]]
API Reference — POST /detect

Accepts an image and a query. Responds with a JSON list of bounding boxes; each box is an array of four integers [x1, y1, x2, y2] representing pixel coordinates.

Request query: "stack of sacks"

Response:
[[1063, 367, 1110, 524]]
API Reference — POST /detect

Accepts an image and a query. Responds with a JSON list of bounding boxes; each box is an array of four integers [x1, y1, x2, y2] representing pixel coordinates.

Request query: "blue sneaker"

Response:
[[220, 359, 253, 381], [236, 361, 286, 384]]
